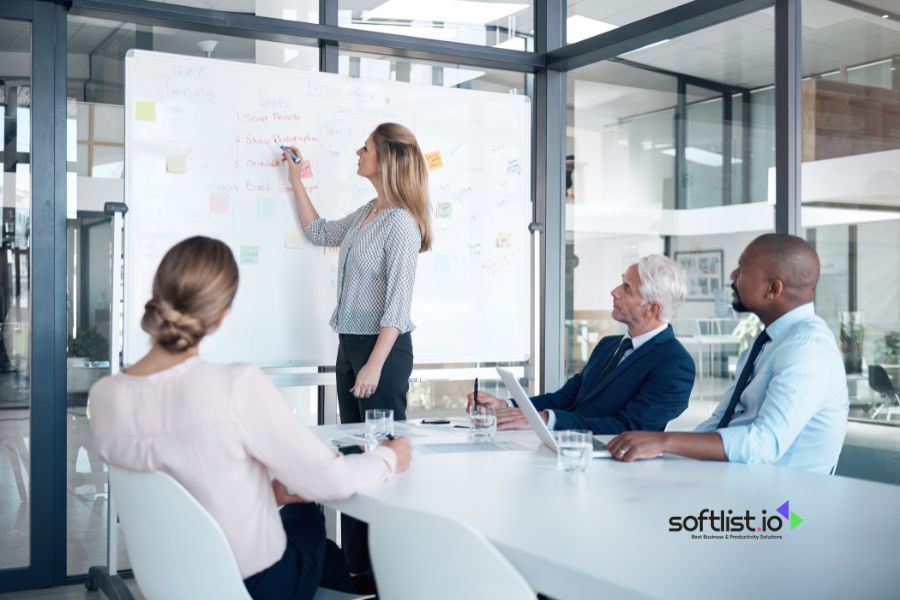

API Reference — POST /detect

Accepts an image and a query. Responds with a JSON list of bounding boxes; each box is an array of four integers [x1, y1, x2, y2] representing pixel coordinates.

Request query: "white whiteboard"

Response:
[[124, 50, 531, 366]]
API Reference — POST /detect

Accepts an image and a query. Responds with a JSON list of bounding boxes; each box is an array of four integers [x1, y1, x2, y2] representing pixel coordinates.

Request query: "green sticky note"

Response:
[[135, 101, 156, 122], [240, 246, 259, 265]]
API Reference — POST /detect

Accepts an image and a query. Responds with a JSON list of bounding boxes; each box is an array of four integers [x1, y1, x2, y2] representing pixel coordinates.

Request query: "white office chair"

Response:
[[108, 466, 369, 600], [369, 506, 535, 600]]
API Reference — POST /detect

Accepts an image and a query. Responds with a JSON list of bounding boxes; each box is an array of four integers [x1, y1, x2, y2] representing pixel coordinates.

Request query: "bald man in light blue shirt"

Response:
[[607, 234, 849, 474]]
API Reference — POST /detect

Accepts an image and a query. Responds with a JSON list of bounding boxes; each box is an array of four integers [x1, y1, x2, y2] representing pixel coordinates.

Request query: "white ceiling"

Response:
[[571, 1, 900, 117]]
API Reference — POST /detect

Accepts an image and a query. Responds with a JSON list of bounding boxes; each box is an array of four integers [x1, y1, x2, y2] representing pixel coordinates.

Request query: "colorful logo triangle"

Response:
[[777, 500, 803, 530]]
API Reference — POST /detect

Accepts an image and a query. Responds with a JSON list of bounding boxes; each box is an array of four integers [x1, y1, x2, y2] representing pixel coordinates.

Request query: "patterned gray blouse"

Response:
[[304, 199, 421, 335]]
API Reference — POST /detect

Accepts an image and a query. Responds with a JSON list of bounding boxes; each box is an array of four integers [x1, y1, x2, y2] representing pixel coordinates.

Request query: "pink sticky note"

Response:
[[300, 160, 314, 179], [210, 193, 230, 214]]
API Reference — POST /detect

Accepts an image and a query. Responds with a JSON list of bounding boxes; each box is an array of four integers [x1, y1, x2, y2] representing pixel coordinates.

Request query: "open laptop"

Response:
[[496, 368, 611, 458]]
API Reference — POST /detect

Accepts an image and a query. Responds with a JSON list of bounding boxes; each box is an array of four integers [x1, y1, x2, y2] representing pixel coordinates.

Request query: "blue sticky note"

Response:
[[257, 198, 276, 219]]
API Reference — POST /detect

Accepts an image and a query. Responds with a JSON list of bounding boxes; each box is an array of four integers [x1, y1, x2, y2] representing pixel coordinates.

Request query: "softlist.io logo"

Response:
[[668, 500, 803, 540]]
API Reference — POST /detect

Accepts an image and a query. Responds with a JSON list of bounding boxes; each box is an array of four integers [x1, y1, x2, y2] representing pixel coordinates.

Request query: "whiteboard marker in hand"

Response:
[[279, 145, 302, 164]]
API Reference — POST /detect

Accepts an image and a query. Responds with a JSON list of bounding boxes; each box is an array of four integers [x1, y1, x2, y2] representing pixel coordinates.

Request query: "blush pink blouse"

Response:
[[88, 356, 396, 578]]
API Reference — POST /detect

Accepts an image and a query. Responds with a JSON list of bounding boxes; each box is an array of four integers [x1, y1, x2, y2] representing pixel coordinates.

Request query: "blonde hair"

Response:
[[372, 122, 432, 252], [141, 236, 239, 352]]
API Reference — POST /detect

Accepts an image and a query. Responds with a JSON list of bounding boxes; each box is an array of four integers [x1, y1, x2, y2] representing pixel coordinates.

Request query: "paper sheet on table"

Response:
[[416, 442, 529, 454]]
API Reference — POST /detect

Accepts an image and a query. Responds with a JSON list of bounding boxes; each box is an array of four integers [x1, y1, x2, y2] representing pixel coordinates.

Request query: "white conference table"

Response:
[[316, 422, 900, 600]]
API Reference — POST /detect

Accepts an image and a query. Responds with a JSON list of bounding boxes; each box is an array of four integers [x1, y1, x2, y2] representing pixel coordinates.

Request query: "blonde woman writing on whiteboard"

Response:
[[282, 122, 431, 576], [282, 123, 431, 421], [88, 236, 411, 600]]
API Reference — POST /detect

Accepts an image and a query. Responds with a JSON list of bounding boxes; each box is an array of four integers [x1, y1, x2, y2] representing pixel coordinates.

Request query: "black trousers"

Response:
[[335, 332, 413, 572], [335, 332, 412, 422], [243, 504, 355, 600]]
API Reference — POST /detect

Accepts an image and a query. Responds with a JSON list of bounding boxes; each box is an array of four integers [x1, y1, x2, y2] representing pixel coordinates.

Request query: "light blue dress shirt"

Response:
[[694, 303, 849, 474]]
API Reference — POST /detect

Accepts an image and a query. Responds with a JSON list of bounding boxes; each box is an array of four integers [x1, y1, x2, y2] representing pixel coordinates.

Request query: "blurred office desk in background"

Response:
[[315, 423, 900, 600]]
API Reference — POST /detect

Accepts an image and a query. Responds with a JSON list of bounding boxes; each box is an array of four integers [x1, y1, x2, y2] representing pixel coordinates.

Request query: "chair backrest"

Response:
[[868, 365, 899, 395], [108, 466, 251, 600], [369, 506, 534, 600]]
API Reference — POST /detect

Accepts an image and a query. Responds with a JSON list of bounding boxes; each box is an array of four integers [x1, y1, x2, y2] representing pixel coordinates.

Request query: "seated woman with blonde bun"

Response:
[[88, 236, 411, 600]]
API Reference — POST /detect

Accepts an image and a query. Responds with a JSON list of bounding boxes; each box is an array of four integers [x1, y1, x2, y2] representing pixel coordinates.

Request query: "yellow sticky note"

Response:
[[135, 101, 156, 122], [425, 151, 444, 170], [166, 155, 187, 174], [284, 230, 305, 249]]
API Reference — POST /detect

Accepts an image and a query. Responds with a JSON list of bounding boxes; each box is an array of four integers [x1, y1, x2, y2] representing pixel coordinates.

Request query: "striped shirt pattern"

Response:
[[304, 199, 421, 335]]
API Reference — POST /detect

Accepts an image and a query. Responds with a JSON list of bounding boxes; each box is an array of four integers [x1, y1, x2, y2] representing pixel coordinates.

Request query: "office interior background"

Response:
[[0, 0, 899, 593]]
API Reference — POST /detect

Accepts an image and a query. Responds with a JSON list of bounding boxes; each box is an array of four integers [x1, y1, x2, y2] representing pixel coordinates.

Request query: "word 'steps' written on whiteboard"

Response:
[[124, 50, 531, 366]]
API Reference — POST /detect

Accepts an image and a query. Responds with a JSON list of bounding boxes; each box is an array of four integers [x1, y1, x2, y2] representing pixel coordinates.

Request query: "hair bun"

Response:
[[141, 299, 207, 352]]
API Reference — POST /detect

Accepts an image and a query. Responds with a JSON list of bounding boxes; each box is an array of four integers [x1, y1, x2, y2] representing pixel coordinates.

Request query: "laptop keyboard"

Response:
[[592, 439, 608, 451]]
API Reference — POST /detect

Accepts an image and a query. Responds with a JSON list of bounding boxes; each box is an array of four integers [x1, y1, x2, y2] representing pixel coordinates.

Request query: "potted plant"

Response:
[[839, 312, 864, 374], [67, 327, 110, 394], [67, 326, 110, 363], [731, 313, 764, 354], [876, 331, 899, 365]]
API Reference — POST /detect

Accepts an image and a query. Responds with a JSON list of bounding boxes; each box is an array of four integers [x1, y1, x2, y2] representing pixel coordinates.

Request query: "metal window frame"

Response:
[[533, 0, 566, 393], [0, 0, 68, 593], [2, 0, 812, 591], [775, 0, 801, 235]]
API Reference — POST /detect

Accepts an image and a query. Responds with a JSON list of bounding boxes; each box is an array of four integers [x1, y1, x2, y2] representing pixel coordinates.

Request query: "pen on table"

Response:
[[473, 377, 479, 413]]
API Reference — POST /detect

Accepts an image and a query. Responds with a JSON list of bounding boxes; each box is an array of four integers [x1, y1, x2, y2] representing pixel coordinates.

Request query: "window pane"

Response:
[[566, 10, 775, 428], [92, 104, 124, 144], [339, 50, 527, 94], [340, 0, 534, 49], [685, 90, 725, 209], [567, 1, 693, 43], [0, 19, 32, 571], [149, 0, 316, 23], [799, 0, 900, 434], [91, 145, 124, 179], [76, 102, 90, 140]]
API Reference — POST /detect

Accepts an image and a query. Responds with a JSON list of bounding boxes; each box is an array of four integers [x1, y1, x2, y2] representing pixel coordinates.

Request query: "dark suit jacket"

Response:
[[531, 325, 695, 434]]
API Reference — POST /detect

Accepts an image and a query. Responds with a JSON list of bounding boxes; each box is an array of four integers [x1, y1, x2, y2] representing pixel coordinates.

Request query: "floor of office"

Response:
[[1, 375, 898, 596]]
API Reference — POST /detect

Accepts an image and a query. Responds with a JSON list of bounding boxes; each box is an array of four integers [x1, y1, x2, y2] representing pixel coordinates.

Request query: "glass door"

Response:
[[0, 15, 33, 576]]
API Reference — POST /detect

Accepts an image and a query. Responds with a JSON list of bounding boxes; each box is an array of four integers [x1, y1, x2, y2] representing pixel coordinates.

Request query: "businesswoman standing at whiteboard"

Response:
[[283, 123, 430, 577], [282, 123, 431, 423]]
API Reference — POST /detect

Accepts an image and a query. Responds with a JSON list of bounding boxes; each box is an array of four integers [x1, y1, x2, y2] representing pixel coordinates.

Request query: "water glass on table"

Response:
[[364, 409, 394, 450], [556, 430, 592, 473], [469, 405, 497, 443]]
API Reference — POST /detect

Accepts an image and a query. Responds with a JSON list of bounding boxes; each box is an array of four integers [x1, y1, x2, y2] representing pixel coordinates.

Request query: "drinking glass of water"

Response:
[[556, 430, 591, 473], [469, 405, 497, 443], [364, 409, 394, 450]]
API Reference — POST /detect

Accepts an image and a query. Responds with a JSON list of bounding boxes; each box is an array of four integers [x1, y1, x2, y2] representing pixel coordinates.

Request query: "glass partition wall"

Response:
[[798, 0, 900, 426], [0, 18, 32, 573], [565, 10, 776, 425]]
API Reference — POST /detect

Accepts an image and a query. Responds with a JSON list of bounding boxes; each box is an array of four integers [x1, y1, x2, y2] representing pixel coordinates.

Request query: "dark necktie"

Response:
[[717, 330, 771, 428], [580, 338, 633, 401]]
